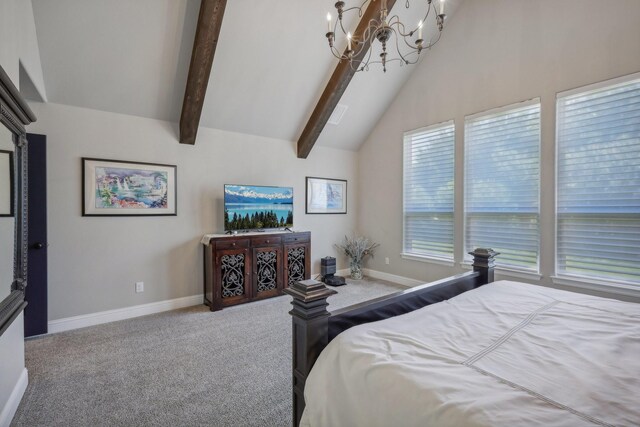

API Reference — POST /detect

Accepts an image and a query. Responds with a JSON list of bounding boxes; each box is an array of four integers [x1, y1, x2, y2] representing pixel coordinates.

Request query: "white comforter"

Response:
[[301, 281, 640, 427]]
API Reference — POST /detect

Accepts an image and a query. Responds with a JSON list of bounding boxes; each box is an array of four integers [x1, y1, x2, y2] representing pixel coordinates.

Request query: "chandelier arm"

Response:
[[388, 18, 412, 39], [349, 33, 367, 58], [387, 1, 433, 38], [338, 17, 348, 34], [358, 0, 369, 14], [330, 45, 345, 60], [336, 7, 368, 35], [399, 46, 421, 64], [386, 20, 420, 51], [386, 14, 403, 31], [424, 29, 442, 49], [356, 45, 375, 71], [352, 20, 378, 52], [366, 57, 405, 68], [363, 18, 381, 39], [391, 28, 415, 64], [405, 3, 433, 36], [341, 0, 368, 18]]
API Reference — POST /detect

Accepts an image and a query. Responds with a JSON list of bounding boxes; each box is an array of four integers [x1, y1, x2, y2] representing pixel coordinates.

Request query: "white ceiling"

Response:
[[31, 0, 461, 151]]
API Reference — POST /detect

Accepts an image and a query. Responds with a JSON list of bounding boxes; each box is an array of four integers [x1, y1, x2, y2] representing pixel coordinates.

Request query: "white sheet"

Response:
[[301, 281, 640, 427]]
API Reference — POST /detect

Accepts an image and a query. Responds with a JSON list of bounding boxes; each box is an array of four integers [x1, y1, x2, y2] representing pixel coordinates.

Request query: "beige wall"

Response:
[[27, 102, 359, 320], [0, 0, 46, 99], [357, 0, 640, 300], [0, 1, 45, 422]]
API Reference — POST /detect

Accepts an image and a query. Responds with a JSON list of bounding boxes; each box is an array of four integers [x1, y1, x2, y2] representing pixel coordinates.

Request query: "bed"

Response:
[[284, 249, 640, 427]]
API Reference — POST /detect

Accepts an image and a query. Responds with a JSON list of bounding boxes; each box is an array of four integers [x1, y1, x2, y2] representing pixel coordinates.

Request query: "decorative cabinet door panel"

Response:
[[215, 248, 251, 306], [284, 243, 310, 289], [252, 246, 282, 299]]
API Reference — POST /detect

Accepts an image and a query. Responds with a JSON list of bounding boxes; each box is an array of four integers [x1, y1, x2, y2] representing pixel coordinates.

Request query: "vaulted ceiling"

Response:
[[31, 0, 461, 151]]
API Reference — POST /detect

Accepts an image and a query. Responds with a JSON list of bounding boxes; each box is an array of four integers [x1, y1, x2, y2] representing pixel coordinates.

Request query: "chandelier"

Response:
[[325, 0, 446, 72]]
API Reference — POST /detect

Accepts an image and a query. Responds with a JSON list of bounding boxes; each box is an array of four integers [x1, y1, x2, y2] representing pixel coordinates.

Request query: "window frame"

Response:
[[402, 119, 456, 264], [554, 72, 640, 290], [463, 98, 542, 273]]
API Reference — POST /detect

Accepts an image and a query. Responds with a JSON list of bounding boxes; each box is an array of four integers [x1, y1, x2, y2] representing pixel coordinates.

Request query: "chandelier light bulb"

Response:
[[327, 13, 332, 32], [440, 0, 445, 15], [347, 32, 352, 51], [418, 20, 423, 40]]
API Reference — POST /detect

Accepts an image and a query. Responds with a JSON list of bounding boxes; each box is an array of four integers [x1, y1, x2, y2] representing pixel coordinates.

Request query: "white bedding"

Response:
[[301, 281, 640, 427]]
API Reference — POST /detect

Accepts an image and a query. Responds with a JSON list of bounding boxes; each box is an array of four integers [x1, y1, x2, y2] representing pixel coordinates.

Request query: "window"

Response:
[[556, 75, 640, 284], [403, 121, 455, 261], [464, 100, 541, 270]]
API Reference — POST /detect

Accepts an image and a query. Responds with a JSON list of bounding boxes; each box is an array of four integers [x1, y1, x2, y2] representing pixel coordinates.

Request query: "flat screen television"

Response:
[[224, 184, 293, 231]]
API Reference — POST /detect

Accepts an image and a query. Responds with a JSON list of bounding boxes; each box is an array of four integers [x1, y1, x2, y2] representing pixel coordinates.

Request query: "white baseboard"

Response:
[[47, 271, 420, 335], [333, 267, 423, 288], [363, 268, 424, 288], [0, 368, 28, 427], [336, 268, 350, 277], [48, 294, 203, 334]]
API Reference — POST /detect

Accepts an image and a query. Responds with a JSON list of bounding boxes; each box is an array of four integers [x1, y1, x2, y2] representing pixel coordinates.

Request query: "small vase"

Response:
[[350, 262, 363, 280]]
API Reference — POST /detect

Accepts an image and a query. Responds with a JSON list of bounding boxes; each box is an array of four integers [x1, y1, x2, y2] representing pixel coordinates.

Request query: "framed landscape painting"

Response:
[[305, 177, 347, 214], [82, 158, 177, 216], [0, 150, 14, 217]]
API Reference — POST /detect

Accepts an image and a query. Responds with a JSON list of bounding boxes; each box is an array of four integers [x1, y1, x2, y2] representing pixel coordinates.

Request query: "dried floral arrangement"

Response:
[[335, 235, 380, 279]]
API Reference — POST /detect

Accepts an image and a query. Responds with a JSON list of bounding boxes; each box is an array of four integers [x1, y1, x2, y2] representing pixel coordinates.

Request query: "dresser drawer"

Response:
[[251, 235, 282, 247], [215, 239, 250, 250], [283, 233, 310, 244]]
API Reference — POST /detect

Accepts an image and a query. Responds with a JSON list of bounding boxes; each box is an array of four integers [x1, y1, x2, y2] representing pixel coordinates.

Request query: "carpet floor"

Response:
[[12, 277, 405, 427]]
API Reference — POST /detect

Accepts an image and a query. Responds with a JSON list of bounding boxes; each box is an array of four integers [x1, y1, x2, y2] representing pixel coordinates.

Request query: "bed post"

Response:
[[284, 279, 337, 427], [470, 248, 498, 284]]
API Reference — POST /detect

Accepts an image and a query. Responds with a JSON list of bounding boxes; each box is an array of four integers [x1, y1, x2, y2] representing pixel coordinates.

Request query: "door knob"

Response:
[[32, 242, 47, 250]]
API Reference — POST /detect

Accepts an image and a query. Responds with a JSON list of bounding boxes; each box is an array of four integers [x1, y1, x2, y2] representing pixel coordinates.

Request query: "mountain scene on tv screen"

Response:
[[224, 185, 293, 230]]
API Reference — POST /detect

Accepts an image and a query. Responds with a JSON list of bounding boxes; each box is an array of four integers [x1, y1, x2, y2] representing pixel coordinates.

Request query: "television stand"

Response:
[[202, 231, 311, 311]]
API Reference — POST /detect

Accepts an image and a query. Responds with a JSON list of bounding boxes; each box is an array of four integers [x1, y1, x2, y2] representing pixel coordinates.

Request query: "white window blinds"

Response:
[[403, 121, 455, 260], [464, 100, 541, 270], [556, 75, 640, 284]]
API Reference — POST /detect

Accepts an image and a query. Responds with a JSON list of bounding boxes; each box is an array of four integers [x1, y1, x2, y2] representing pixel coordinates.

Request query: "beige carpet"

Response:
[[12, 277, 405, 427]]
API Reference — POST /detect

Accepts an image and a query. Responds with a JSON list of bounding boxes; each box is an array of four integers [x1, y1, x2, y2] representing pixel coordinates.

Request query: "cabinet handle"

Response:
[[266, 240, 270, 243], [232, 242, 236, 247]]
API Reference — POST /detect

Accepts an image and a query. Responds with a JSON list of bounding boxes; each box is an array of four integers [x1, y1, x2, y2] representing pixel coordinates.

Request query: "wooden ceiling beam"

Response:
[[296, 0, 397, 158], [179, 0, 227, 145]]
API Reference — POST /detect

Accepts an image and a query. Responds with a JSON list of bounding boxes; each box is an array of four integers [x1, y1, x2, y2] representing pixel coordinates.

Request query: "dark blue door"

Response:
[[25, 133, 47, 337]]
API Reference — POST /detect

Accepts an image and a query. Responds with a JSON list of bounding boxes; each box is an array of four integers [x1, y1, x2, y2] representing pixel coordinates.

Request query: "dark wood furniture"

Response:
[[284, 248, 498, 427], [0, 64, 36, 336], [203, 231, 311, 311]]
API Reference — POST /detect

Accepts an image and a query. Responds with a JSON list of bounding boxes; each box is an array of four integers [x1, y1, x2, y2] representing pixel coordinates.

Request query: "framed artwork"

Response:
[[82, 158, 177, 216], [305, 177, 347, 214], [0, 150, 14, 217]]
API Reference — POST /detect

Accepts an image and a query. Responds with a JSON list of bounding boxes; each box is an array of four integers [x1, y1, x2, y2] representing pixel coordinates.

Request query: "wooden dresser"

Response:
[[202, 231, 311, 311]]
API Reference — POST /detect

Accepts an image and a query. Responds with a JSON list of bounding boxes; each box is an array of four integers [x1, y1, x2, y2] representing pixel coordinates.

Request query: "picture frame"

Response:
[[0, 149, 14, 217], [82, 157, 177, 216], [305, 177, 347, 214]]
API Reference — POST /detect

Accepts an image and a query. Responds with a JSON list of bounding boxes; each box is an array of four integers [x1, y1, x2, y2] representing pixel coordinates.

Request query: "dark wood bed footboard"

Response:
[[284, 248, 498, 427]]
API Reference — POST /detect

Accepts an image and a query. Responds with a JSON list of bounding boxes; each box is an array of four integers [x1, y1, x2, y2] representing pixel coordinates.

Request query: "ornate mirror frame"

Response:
[[0, 65, 36, 336]]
